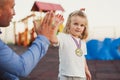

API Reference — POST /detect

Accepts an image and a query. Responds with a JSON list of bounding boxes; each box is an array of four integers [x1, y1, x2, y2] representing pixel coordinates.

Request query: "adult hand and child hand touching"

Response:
[[33, 11, 64, 43]]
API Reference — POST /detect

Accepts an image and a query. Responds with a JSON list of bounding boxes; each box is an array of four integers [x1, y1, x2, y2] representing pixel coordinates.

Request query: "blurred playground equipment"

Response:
[[86, 38, 120, 60], [13, 1, 64, 47]]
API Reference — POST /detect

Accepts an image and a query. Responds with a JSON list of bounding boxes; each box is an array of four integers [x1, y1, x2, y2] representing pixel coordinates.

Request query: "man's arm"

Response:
[[0, 11, 64, 77], [0, 35, 49, 77]]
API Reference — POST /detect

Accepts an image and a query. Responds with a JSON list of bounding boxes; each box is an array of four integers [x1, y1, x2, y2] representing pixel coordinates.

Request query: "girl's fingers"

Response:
[[54, 14, 64, 26]]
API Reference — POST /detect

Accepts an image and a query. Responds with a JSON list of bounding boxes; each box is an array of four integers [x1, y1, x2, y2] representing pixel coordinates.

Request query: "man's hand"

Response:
[[33, 11, 64, 43]]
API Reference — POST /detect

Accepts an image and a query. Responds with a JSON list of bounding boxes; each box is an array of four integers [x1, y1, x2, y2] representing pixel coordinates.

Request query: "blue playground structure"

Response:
[[86, 38, 120, 60]]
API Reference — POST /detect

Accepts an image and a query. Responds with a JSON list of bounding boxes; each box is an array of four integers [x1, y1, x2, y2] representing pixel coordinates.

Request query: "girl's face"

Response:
[[69, 16, 86, 38]]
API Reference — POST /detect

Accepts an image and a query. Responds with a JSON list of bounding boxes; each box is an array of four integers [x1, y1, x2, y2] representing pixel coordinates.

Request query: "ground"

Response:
[[8, 44, 120, 80]]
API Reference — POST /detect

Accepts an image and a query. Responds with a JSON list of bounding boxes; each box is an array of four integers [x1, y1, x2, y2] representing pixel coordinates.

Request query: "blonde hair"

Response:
[[63, 10, 88, 40]]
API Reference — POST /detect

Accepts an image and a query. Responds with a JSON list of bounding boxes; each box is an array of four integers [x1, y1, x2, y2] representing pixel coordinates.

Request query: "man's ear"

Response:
[[0, 9, 2, 16]]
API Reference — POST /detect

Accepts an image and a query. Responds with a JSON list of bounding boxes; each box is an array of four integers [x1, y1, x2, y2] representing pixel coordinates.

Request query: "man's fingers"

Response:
[[33, 21, 38, 33], [47, 11, 54, 25], [33, 20, 42, 34], [41, 12, 49, 27]]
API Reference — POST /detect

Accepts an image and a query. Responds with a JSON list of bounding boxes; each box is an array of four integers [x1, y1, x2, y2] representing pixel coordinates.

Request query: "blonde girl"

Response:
[[52, 10, 91, 80]]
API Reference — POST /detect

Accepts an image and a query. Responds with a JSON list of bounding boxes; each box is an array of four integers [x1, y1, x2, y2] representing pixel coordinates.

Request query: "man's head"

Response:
[[0, 0, 15, 27]]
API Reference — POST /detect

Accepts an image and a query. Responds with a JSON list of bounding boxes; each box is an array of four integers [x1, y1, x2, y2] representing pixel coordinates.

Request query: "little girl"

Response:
[[52, 10, 91, 80]]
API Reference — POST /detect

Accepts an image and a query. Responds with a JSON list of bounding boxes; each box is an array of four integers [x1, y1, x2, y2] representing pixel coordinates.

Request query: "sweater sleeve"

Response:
[[0, 35, 50, 77]]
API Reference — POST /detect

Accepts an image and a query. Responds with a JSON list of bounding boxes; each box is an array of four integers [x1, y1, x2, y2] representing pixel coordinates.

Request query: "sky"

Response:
[[14, 0, 120, 27], [1, 0, 120, 43]]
